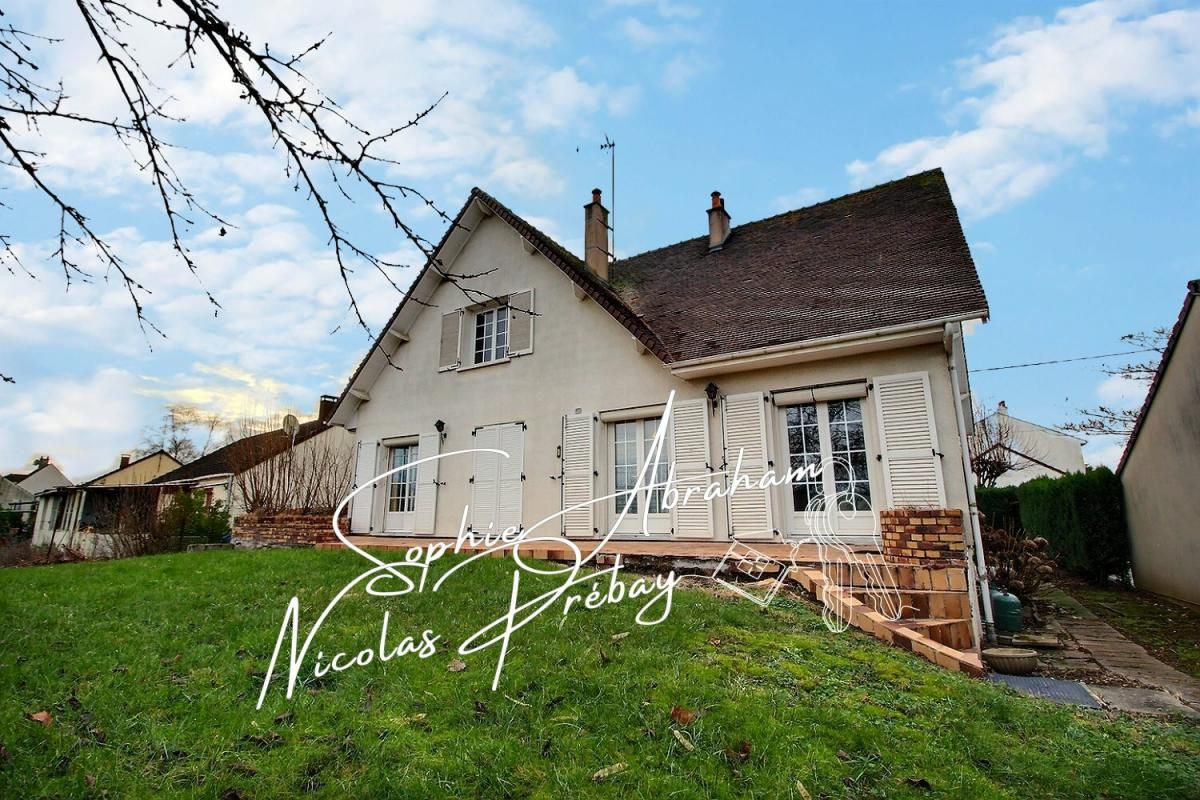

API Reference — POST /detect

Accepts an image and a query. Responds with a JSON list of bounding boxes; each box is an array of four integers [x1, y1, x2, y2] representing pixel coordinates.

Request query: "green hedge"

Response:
[[975, 486, 1021, 530], [1015, 467, 1130, 582]]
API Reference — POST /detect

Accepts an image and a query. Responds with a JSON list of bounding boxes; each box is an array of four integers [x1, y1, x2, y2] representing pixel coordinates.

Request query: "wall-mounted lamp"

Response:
[[434, 419, 447, 440], [704, 382, 720, 415]]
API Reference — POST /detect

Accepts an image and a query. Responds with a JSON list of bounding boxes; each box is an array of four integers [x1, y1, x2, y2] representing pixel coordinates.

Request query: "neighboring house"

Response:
[[1119, 279, 1200, 605], [1, 476, 34, 526], [5, 456, 73, 496], [32, 450, 182, 556], [973, 401, 1087, 487], [150, 397, 354, 520], [329, 170, 990, 565]]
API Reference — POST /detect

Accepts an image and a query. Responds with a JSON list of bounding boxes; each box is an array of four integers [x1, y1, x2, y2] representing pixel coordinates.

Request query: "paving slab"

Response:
[[1087, 685, 1200, 719]]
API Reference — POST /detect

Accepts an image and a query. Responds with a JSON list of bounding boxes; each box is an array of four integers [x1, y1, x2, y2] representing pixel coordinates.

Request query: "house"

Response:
[[5, 456, 73, 496], [328, 170, 989, 571], [1, 476, 35, 527], [32, 450, 182, 556], [972, 401, 1086, 487], [1118, 279, 1200, 605], [150, 396, 354, 520]]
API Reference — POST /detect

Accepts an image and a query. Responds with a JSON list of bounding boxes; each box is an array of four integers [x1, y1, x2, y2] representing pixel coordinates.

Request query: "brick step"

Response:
[[845, 587, 972, 621], [787, 567, 983, 677], [898, 618, 974, 651], [814, 562, 968, 592]]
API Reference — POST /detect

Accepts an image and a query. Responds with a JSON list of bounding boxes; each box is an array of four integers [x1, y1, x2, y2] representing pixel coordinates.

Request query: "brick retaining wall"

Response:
[[880, 508, 966, 565], [232, 511, 345, 548]]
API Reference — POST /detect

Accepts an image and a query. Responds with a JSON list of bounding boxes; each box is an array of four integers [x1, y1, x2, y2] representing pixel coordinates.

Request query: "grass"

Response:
[[1055, 577, 1200, 681], [0, 549, 1197, 799]]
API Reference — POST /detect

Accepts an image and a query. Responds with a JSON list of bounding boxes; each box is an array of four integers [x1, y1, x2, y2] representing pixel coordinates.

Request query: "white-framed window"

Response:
[[387, 444, 417, 514], [473, 305, 509, 365], [783, 398, 872, 514], [611, 417, 670, 533]]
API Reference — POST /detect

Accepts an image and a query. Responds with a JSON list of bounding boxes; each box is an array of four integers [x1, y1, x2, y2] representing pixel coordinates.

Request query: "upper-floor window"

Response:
[[474, 305, 509, 365]]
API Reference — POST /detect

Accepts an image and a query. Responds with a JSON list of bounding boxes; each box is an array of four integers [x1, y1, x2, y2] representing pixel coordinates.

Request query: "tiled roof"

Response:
[[611, 169, 988, 362], [334, 169, 986, 408], [151, 420, 327, 484]]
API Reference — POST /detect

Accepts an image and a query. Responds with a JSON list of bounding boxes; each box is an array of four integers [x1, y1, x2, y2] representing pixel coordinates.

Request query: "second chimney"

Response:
[[119, 453, 132, 469], [584, 188, 610, 280], [708, 191, 731, 250]]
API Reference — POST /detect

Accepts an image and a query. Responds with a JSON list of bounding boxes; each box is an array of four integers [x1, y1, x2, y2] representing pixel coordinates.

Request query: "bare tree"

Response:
[[970, 402, 1046, 488], [226, 414, 352, 514], [137, 404, 225, 463], [0, 1, 512, 384], [1061, 329, 1168, 438]]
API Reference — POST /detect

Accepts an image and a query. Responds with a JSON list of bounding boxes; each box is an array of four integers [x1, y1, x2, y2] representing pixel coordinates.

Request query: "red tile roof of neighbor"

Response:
[[335, 169, 987, 406]]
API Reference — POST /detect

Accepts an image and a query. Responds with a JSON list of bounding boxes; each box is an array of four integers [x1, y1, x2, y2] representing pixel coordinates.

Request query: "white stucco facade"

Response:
[[335, 208, 981, 546]]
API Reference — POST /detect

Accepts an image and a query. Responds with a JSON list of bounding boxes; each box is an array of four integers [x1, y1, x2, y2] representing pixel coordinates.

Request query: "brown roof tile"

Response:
[[611, 169, 988, 362]]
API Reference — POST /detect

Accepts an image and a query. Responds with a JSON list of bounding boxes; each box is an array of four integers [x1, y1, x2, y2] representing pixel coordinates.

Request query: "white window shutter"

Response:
[[507, 290, 534, 356], [873, 371, 946, 508], [561, 413, 595, 536], [350, 440, 379, 533], [497, 424, 525, 532], [470, 426, 500, 533], [722, 392, 774, 538], [670, 398, 713, 539], [439, 310, 462, 370], [414, 432, 440, 534]]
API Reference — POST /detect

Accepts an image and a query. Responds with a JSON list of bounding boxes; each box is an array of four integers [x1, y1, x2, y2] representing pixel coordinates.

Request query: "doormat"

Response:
[[988, 674, 1101, 708]]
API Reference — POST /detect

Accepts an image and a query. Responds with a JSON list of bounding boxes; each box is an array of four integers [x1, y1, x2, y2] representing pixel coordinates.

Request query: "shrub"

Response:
[[979, 519, 1056, 599], [975, 485, 1020, 530], [1016, 467, 1129, 583], [159, 490, 231, 546]]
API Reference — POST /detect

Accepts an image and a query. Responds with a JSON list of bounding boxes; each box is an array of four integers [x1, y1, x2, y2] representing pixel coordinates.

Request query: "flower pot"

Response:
[[982, 647, 1038, 675]]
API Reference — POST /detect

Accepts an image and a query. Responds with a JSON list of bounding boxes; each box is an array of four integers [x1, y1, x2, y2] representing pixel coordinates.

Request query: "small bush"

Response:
[[1017, 467, 1129, 583], [980, 519, 1057, 599], [159, 490, 231, 546]]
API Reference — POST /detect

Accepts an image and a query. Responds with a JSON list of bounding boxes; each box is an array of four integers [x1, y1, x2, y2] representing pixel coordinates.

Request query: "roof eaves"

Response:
[[1117, 278, 1200, 474]]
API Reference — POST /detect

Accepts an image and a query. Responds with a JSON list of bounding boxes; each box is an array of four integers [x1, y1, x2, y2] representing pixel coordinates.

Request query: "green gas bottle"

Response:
[[990, 589, 1023, 634]]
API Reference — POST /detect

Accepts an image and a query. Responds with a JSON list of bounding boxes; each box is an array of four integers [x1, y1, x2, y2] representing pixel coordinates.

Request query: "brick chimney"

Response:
[[584, 188, 610, 280], [119, 453, 131, 469], [32, 455, 50, 469], [708, 191, 731, 250], [997, 400, 1008, 416], [318, 394, 338, 423]]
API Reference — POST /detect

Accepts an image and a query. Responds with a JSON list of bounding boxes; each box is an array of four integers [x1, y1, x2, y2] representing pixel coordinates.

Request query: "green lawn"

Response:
[[1, 549, 1198, 799]]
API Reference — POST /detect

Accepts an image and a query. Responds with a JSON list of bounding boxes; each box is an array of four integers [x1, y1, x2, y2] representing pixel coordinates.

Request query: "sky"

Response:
[[2, 0, 1198, 480]]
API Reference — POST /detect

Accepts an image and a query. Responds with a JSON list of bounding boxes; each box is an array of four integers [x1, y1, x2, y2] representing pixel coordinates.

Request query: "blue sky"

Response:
[[2, 0, 1198, 478]]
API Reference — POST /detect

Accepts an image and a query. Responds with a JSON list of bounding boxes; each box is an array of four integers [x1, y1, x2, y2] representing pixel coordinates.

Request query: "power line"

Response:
[[974, 348, 1161, 373]]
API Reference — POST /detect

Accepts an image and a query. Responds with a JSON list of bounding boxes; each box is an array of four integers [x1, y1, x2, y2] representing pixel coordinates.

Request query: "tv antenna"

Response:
[[600, 134, 615, 262]]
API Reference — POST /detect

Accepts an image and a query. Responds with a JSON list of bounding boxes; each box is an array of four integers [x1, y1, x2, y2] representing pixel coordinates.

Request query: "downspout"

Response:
[[945, 323, 995, 647]]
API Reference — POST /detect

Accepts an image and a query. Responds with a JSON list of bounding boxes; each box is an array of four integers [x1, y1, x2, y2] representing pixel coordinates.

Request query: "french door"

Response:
[[779, 398, 877, 542], [383, 443, 417, 533], [611, 417, 671, 535]]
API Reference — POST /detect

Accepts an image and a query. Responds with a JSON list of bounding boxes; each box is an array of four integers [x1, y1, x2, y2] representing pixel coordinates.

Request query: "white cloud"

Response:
[[1085, 435, 1127, 469], [661, 53, 706, 93], [773, 187, 827, 211], [1096, 372, 1150, 406], [519, 67, 638, 130], [848, 1, 1200, 216], [0, 368, 154, 479]]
